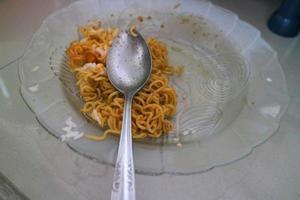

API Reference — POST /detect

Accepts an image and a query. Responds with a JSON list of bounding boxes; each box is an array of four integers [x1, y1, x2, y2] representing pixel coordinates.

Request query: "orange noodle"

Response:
[[67, 21, 183, 140]]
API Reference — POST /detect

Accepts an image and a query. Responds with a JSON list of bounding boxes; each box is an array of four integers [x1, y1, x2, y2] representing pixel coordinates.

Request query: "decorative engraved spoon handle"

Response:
[[111, 94, 135, 200]]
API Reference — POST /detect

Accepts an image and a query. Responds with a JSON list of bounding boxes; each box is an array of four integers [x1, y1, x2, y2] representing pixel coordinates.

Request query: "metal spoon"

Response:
[[107, 30, 152, 200]]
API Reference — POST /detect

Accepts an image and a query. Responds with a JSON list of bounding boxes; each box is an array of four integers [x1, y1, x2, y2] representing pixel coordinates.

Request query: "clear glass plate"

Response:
[[19, 0, 289, 175]]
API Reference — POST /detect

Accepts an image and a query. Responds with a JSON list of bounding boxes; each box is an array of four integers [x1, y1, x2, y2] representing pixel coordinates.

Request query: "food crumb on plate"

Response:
[[61, 117, 84, 142], [28, 84, 39, 92], [180, 16, 190, 24], [173, 3, 182, 9], [176, 143, 183, 148], [137, 16, 144, 22], [66, 116, 77, 128], [266, 77, 272, 82]]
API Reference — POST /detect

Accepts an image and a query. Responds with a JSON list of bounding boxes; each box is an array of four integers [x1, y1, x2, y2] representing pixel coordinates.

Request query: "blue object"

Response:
[[268, 0, 300, 37]]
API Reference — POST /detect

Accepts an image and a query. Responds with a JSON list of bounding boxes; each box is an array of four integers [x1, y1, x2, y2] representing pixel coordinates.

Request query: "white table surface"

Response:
[[0, 0, 299, 199]]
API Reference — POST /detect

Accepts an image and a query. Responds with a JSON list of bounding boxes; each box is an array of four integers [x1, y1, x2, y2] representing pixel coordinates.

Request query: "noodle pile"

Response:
[[67, 21, 182, 140]]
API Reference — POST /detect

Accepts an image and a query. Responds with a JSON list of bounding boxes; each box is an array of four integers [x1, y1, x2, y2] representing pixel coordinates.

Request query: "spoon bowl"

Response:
[[107, 30, 152, 94]]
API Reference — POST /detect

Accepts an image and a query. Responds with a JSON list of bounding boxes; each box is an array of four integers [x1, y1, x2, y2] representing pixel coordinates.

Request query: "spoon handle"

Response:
[[111, 95, 135, 200]]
